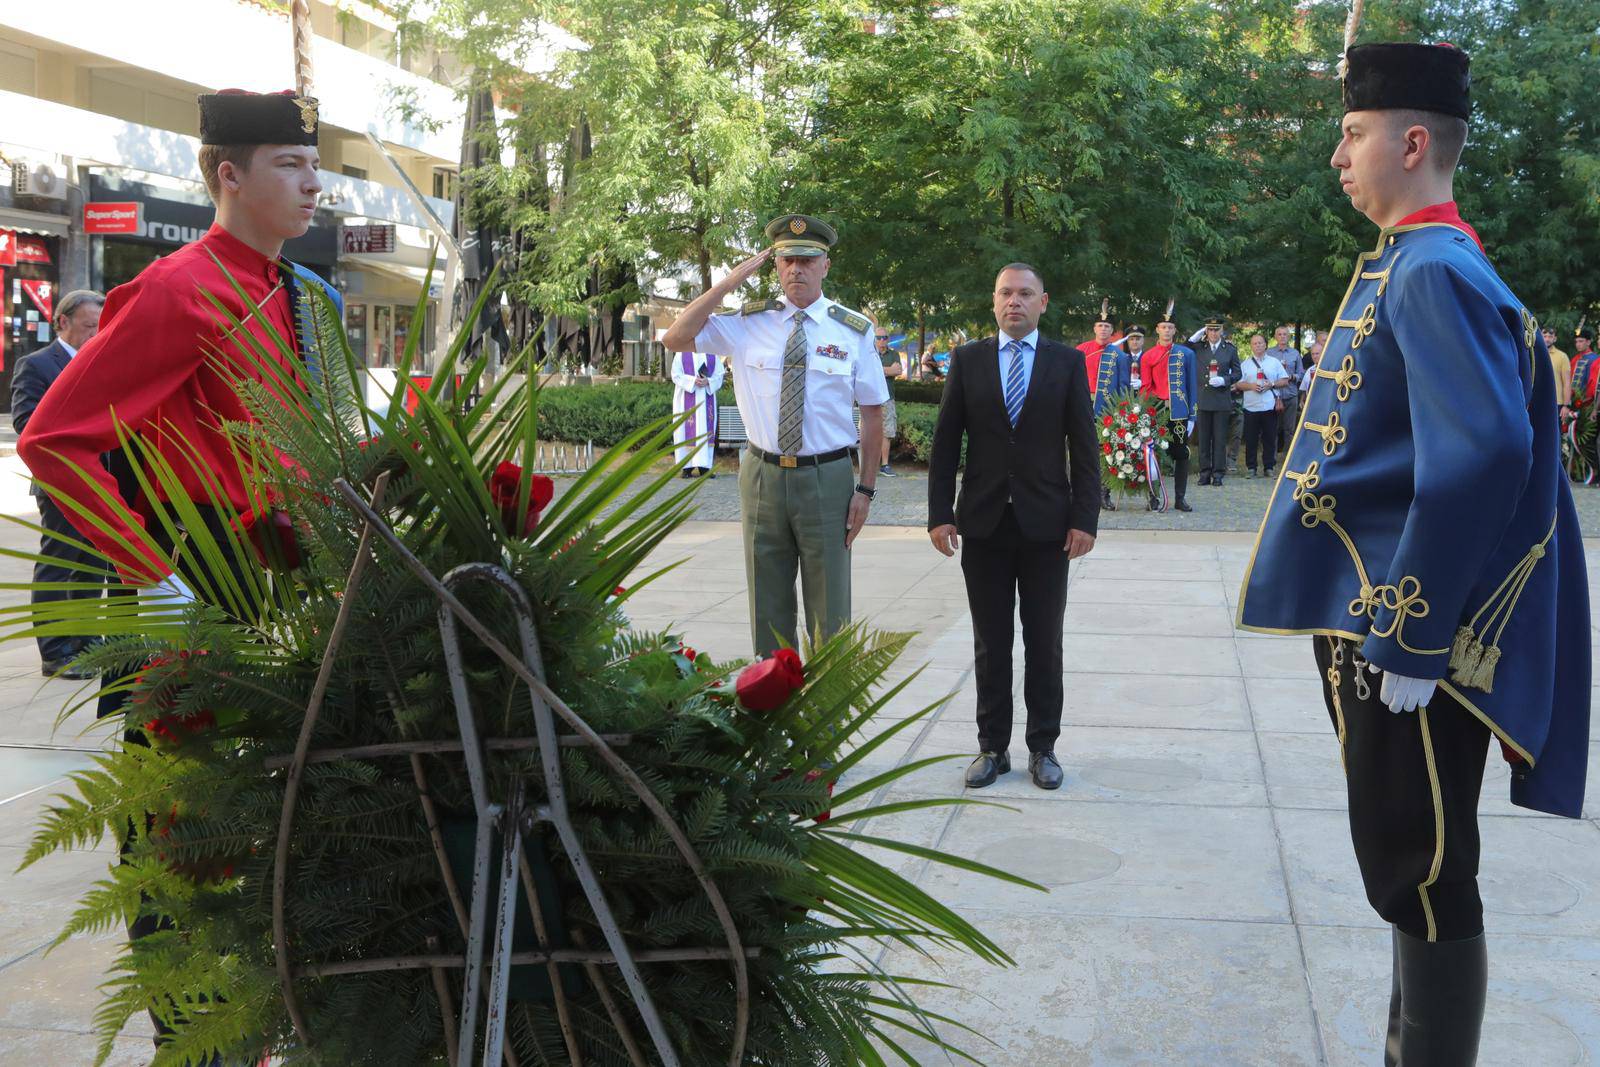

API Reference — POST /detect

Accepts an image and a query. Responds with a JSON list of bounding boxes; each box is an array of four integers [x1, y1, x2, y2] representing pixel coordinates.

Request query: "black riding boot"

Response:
[[1395, 928, 1487, 1066], [1384, 927, 1403, 1067]]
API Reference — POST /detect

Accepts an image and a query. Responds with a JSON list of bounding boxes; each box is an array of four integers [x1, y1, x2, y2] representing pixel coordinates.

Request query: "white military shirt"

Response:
[[694, 294, 889, 455]]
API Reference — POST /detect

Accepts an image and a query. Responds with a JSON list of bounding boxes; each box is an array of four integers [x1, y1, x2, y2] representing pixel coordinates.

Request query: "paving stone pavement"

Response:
[[1, 452, 1598, 1063]]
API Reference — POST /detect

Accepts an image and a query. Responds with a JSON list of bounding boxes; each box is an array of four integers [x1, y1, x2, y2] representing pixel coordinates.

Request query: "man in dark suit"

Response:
[[1191, 318, 1242, 486], [12, 288, 106, 678], [927, 263, 1101, 790]]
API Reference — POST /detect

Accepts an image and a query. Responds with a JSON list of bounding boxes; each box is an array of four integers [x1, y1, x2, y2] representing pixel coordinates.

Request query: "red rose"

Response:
[[1102, 416, 1113, 427], [489, 461, 556, 537], [1102, 443, 1113, 455], [235, 508, 302, 571], [736, 648, 805, 712], [144, 709, 217, 745]]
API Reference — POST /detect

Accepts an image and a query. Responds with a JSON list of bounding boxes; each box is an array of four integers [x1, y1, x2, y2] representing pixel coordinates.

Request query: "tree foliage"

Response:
[[418, 0, 1600, 344]]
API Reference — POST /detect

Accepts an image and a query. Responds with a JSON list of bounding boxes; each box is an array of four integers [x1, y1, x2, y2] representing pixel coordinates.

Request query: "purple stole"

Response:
[[679, 352, 717, 443]]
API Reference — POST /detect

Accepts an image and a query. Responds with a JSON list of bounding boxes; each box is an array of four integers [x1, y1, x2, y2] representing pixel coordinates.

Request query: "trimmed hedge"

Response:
[[537, 380, 946, 463], [889, 380, 947, 406], [537, 381, 675, 448]]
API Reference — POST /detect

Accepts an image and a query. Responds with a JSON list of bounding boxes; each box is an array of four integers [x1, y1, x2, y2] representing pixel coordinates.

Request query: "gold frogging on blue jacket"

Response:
[[1236, 222, 1591, 818]]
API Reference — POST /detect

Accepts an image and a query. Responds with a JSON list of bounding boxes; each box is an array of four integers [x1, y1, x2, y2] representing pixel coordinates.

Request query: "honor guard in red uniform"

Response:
[[1078, 302, 1131, 510], [20, 90, 337, 594], [17, 88, 338, 1054], [1138, 308, 1198, 512]]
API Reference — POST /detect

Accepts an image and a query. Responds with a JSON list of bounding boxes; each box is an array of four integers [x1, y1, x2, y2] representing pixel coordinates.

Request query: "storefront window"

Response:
[[3, 233, 61, 414], [394, 306, 413, 366], [345, 302, 368, 363], [373, 305, 394, 368]]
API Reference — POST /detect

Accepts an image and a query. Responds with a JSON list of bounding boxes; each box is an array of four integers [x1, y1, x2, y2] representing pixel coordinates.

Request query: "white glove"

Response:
[[1367, 663, 1437, 714], [1208, 374, 1224, 387], [1186, 418, 1196, 435], [142, 572, 196, 613], [1129, 374, 1142, 389]]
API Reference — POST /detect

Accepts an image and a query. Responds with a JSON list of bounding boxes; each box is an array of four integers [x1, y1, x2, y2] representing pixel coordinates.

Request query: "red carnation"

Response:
[[1102, 443, 1113, 455], [489, 461, 555, 537], [235, 508, 303, 571], [736, 648, 805, 712], [1102, 416, 1113, 427]]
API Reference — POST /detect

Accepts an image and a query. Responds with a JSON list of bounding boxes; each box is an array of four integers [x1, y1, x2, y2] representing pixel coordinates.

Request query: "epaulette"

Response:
[[740, 298, 781, 316], [827, 304, 871, 334]]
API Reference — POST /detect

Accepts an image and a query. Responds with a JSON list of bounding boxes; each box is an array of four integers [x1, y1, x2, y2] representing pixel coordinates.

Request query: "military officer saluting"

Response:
[[663, 214, 887, 656], [1237, 39, 1589, 1066]]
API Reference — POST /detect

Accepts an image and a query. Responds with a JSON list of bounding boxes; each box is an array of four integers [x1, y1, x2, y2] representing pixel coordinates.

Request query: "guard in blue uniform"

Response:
[[1139, 310, 1197, 512], [1236, 40, 1589, 1066]]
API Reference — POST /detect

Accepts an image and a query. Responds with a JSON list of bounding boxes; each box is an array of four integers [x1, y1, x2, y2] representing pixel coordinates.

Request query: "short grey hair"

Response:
[[55, 289, 105, 325]]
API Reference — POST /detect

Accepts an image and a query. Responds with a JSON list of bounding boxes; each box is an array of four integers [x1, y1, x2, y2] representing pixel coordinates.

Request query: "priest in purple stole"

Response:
[[670, 350, 725, 477]]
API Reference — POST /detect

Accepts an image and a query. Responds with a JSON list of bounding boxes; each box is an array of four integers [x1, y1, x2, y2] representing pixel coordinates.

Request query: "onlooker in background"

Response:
[[1268, 325, 1304, 463], [875, 326, 902, 477], [1543, 325, 1571, 422], [1192, 318, 1240, 486], [669, 349, 724, 478], [1574, 327, 1598, 407], [11, 289, 106, 679], [1300, 336, 1324, 394], [1237, 333, 1288, 478]]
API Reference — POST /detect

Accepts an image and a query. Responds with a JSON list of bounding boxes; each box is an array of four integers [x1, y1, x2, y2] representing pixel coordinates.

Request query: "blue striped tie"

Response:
[[1003, 339, 1026, 426]]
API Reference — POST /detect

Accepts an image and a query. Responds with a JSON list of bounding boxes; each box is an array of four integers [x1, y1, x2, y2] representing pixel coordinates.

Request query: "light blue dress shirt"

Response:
[[998, 328, 1039, 398]]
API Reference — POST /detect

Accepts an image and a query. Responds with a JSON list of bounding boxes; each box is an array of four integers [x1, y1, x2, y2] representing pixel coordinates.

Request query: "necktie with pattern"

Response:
[[778, 311, 808, 453], [1003, 339, 1026, 426]]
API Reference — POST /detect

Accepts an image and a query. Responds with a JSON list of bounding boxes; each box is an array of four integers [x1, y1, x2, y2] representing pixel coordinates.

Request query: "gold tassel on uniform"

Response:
[[1468, 645, 1502, 693], [1447, 518, 1556, 693], [1448, 625, 1480, 677]]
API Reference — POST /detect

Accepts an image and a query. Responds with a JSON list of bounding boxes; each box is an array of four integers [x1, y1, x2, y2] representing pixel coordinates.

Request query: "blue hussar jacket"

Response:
[[1237, 221, 1590, 818], [1165, 344, 1198, 421], [1090, 344, 1132, 414]]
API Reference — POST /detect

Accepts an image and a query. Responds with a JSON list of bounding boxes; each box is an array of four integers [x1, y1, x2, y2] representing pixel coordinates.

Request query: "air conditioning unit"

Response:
[[14, 160, 67, 201]]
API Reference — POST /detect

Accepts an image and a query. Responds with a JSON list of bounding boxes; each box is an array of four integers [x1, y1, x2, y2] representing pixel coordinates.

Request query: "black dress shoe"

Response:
[[1198, 473, 1213, 486], [1029, 751, 1064, 790], [1101, 489, 1117, 512], [1174, 498, 1193, 513], [965, 751, 1010, 788], [41, 659, 97, 681], [1213, 475, 1225, 487]]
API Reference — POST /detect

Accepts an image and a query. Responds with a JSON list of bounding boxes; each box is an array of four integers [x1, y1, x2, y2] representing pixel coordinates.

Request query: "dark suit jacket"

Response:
[[13, 341, 73, 498], [1193, 339, 1242, 412], [927, 334, 1101, 542], [11, 339, 71, 436]]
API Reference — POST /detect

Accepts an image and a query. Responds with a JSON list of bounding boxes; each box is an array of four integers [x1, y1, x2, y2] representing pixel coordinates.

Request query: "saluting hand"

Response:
[[718, 248, 772, 293]]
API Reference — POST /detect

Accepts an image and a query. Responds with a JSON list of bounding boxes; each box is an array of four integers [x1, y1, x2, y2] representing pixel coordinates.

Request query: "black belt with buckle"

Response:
[[748, 444, 854, 469]]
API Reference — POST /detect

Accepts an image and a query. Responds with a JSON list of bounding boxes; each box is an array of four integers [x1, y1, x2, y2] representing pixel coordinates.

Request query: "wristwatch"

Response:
[[854, 483, 877, 500]]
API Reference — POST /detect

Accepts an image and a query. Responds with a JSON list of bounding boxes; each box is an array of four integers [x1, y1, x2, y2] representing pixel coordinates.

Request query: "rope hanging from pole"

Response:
[[291, 0, 316, 98]]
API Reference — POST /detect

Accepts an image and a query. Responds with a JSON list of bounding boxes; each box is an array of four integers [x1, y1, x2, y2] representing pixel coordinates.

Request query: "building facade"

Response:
[[0, 0, 461, 411]]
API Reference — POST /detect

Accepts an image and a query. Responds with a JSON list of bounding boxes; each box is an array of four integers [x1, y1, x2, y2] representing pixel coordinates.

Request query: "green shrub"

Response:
[[537, 381, 677, 447], [889, 380, 947, 406]]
